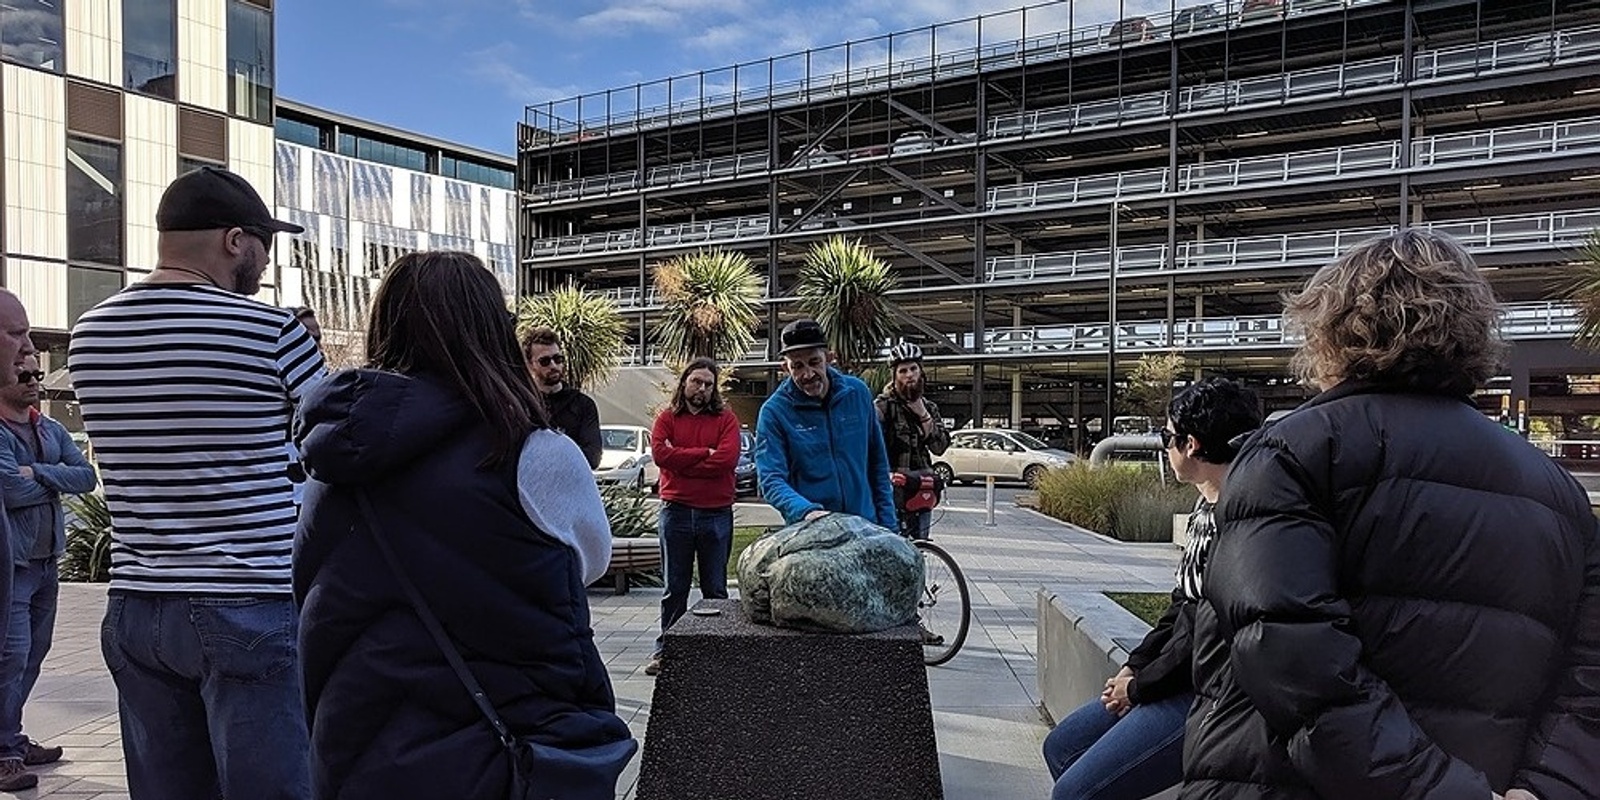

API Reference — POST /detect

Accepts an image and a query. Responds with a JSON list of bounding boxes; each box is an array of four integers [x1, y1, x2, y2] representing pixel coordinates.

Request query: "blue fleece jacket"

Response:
[[755, 367, 897, 528], [0, 411, 97, 562]]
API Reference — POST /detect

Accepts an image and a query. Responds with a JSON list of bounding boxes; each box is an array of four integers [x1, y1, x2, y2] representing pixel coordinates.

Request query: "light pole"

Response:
[[1106, 203, 1120, 435]]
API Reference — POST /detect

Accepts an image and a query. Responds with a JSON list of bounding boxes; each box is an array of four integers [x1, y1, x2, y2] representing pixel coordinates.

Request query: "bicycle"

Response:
[[893, 471, 972, 667]]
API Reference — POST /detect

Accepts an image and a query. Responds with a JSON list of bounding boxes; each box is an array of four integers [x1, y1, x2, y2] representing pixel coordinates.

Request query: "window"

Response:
[[350, 162, 393, 226], [123, 0, 175, 97], [275, 142, 300, 210], [443, 181, 472, 238], [66, 137, 123, 266], [68, 266, 124, 325], [226, 0, 273, 123], [178, 155, 222, 176], [275, 117, 322, 149], [312, 153, 348, 218], [410, 174, 432, 231], [1, 0, 63, 72]]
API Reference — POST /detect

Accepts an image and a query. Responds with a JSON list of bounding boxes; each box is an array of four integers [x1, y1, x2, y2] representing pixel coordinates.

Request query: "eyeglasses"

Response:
[[1158, 429, 1183, 449], [16, 370, 44, 385], [535, 354, 566, 367], [240, 226, 274, 254]]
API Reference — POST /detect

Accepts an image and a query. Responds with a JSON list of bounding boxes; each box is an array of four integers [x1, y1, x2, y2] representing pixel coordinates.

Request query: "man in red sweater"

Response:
[[646, 358, 741, 676]]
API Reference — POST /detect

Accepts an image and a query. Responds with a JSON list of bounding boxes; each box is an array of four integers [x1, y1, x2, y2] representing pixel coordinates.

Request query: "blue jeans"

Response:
[[1042, 692, 1190, 800], [899, 509, 931, 540], [654, 502, 732, 655], [102, 594, 311, 800], [0, 558, 57, 760]]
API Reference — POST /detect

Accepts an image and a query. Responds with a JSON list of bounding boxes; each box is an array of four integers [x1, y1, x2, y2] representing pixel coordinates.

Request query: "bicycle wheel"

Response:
[[912, 539, 970, 666]]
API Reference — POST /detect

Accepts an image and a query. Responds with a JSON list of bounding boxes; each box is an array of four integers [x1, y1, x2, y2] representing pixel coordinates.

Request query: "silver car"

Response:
[[933, 429, 1076, 488]]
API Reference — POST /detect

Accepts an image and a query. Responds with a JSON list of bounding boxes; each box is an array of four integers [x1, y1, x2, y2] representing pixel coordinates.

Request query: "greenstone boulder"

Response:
[[737, 513, 922, 633]]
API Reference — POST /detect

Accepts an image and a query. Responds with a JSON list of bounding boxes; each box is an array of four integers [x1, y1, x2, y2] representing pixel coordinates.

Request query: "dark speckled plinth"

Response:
[[635, 599, 943, 800]]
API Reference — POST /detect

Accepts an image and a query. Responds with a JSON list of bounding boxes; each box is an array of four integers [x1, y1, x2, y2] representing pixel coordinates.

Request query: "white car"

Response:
[[933, 428, 1076, 488], [594, 425, 660, 491]]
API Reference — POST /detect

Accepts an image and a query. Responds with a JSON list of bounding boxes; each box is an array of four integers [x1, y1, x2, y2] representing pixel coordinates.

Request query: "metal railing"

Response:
[[529, 214, 771, 258], [987, 167, 1169, 210], [1414, 117, 1600, 169], [1180, 141, 1400, 191], [529, 152, 772, 203], [601, 277, 772, 310], [986, 208, 1600, 283], [979, 301, 1578, 356], [1414, 24, 1600, 81]]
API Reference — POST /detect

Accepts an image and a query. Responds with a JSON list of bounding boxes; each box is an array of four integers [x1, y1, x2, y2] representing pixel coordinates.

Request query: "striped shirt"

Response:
[[1176, 496, 1218, 602], [68, 284, 326, 595]]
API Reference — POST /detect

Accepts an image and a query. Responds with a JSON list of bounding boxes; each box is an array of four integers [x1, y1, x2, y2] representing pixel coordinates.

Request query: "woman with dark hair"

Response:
[[293, 251, 635, 798], [1042, 377, 1260, 800], [1181, 230, 1599, 800]]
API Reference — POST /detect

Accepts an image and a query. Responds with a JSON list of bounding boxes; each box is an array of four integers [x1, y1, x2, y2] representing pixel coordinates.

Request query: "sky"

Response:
[[276, 0, 1168, 156]]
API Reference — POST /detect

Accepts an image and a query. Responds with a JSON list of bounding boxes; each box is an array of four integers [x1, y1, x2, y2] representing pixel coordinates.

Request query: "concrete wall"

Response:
[[1036, 588, 1154, 726]]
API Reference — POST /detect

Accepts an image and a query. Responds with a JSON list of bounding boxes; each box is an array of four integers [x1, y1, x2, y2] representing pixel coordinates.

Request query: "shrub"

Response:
[[1036, 462, 1196, 542], [600, 483, 656, 538], [61, 493, 113, 582]]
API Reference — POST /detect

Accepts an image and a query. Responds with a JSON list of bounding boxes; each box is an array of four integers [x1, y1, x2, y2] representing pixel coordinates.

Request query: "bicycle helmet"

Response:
[[888, 341, 923, 365]]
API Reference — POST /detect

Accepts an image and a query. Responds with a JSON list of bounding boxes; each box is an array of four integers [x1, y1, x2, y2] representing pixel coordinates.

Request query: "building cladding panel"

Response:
[[123, 93, 176, 270], [66, 0, 122, 87], [177, 0, 227, 112]]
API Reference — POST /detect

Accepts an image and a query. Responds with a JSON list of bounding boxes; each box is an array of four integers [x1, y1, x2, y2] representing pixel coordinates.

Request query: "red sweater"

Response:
[[651, 406, 741, 508]]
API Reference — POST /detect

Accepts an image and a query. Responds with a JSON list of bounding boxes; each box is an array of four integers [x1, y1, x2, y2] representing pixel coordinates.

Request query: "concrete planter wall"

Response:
[[1035, 588, 1155, 725]]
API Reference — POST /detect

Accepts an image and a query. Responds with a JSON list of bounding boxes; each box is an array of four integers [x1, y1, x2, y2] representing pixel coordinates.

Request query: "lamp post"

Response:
[[1106, 203, 1120, 434]]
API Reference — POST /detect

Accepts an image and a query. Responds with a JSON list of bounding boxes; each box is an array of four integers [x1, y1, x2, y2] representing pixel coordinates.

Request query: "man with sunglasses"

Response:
[[520, 326, 602, 469], [68, 166, 322, 800], [0, 355, 95, 789]]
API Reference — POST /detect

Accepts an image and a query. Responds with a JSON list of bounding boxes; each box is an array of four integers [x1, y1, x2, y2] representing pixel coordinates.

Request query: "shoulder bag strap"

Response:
[[354, 490, 517, 751]]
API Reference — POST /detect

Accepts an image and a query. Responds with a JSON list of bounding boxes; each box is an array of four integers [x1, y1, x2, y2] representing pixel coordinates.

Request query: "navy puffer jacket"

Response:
[[293, 370, 631, 799], [1183, 381, 1600, 800]]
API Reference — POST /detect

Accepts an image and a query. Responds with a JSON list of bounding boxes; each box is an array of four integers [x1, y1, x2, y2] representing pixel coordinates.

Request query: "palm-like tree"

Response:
[[1568, 232, 1600, 352], [651, 249, 764, 365], [796, 236, 899, 371], [514, 285, 626, 388]]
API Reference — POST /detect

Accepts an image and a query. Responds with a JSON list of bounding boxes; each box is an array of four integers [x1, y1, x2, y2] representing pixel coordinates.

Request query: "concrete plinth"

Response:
[[636, 599, 943, 800]]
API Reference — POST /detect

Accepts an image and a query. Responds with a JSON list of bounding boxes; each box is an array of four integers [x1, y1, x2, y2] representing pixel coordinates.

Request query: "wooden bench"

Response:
[[599, 536, 662, 595]]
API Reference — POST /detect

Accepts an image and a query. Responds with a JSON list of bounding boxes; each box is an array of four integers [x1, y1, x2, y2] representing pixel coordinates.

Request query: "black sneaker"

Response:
[[919, 624, 945, 647], [0, 759, 36, 791], [22, 740, 60, 766]]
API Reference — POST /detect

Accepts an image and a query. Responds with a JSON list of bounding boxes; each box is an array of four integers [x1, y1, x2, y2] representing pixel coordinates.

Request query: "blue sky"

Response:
[[276, 0, 1157, 156]]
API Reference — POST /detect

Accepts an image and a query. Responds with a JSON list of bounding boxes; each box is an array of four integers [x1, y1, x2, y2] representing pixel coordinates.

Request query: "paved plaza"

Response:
[[22, 492, 1177, 799]]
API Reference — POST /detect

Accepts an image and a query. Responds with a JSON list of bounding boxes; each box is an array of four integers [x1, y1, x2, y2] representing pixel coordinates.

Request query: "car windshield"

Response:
[[1010, 431, 1051, 450], [601, 429, 638, 450]]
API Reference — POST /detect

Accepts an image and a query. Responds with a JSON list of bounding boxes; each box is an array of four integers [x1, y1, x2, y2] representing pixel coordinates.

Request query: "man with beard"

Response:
[[874, 342, 949, 541], [643, 358, 740, 676], [68, 167, 322, 800], [520, 327, 602, 469], [755, 319, 896, 529]]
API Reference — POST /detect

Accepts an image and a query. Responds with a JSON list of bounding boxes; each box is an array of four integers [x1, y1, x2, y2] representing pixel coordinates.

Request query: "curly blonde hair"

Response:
[[1285, 229, 1506, 395]]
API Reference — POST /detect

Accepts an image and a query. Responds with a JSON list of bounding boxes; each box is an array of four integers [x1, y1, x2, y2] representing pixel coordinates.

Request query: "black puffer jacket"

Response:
[[1183, 382, 1600, 800]]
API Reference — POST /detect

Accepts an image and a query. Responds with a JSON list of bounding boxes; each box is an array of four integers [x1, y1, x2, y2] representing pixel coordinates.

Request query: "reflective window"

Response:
[[275, 117, 321, 149], [226, 0, 272, 123], [123, 0, 175, 97], [443, 180, 472, 238], [312, 153, 348, 218], [479, 187, 491, 240], [337, 132, 356, 157], [274, 143, 300, 210], [354, 137, 427, 173], [487, 243, 515, 296], [1, 0, 63, 72], [178, 155, 221, 176], [410, 174, 432, 231], [67, 137, 123, 266], [350, 162, 393, 226], [68, 266, 124, 325]]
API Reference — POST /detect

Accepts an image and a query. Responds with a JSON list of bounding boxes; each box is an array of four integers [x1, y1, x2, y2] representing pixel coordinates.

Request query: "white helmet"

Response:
[[888, 341, 923, 365]]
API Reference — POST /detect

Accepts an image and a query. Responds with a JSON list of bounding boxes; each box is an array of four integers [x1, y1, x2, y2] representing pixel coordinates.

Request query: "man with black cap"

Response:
[[754, 319, 897, 529], [68, 167, 321, 800]]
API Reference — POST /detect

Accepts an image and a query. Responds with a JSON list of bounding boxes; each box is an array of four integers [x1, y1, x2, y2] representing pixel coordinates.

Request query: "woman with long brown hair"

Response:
[[293, 251, 634, 799]]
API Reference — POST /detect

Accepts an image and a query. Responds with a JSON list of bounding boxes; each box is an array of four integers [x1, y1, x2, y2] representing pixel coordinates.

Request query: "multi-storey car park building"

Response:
[[1, 0, 279, 383], [517, 0, 1600, 449], [271, 100, 517, 353]]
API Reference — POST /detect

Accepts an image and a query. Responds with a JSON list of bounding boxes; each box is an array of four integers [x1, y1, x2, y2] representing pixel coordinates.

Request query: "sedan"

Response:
[[594, 425, 660, 491], [933, 429, 1076, 488]]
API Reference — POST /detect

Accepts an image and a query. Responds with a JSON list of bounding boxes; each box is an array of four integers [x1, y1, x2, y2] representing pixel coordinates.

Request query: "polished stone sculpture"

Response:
[[737, 513, 922, 633]]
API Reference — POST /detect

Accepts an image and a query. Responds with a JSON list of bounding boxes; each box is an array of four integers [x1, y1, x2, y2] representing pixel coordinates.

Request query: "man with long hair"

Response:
[[520, 327, 602, 469], [1182, 230, 1598, 800], [644, 358, 740, 676], [874, 342, 950, 541]]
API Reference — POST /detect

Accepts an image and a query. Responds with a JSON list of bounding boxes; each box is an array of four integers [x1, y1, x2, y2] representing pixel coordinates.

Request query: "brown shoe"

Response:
[[22, 740, 61, 766], [644, 656, 662, 676], [0, 759, 36, 791]]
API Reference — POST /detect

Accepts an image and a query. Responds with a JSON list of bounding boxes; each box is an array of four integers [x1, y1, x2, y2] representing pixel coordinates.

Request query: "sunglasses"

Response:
[[1158, 429, 1184, 449], [240, 226, 275, 253], [16, 370, 44, 385], [535, 354, 566, 367]]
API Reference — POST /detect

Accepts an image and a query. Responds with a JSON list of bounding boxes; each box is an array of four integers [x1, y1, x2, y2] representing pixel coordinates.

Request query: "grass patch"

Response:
[[1105, 591, 1171, 627], [730, 526, 770, 574]]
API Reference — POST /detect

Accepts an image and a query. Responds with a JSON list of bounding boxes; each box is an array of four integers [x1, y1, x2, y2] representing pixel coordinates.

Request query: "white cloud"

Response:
[[467, 43, 580, 104]]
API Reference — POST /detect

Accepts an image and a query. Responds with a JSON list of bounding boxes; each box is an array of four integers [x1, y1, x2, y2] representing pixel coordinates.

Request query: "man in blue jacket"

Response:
[[0, 355, 96, 787], [756, 319, 897, 529]]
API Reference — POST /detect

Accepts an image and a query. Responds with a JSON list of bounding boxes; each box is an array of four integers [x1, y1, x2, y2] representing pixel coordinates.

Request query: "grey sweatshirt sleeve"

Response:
[[518, 429, 613, 585]]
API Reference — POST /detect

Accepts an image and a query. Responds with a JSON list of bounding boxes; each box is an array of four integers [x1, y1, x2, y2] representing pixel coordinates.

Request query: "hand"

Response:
[[706, 449, 715, 458], [17, 466, 32, 480], [1100, 666, 1134, 717], [804, 509, 829, 521]]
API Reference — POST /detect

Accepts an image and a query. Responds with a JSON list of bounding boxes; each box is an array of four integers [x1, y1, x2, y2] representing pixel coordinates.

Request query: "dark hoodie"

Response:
[[293, 370, 632, 799]]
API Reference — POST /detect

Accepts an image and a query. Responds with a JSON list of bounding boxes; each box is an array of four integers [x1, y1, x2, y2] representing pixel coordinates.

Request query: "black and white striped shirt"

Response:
[[68, 284, 325, 595], [1177, 496, 1218, 602]]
